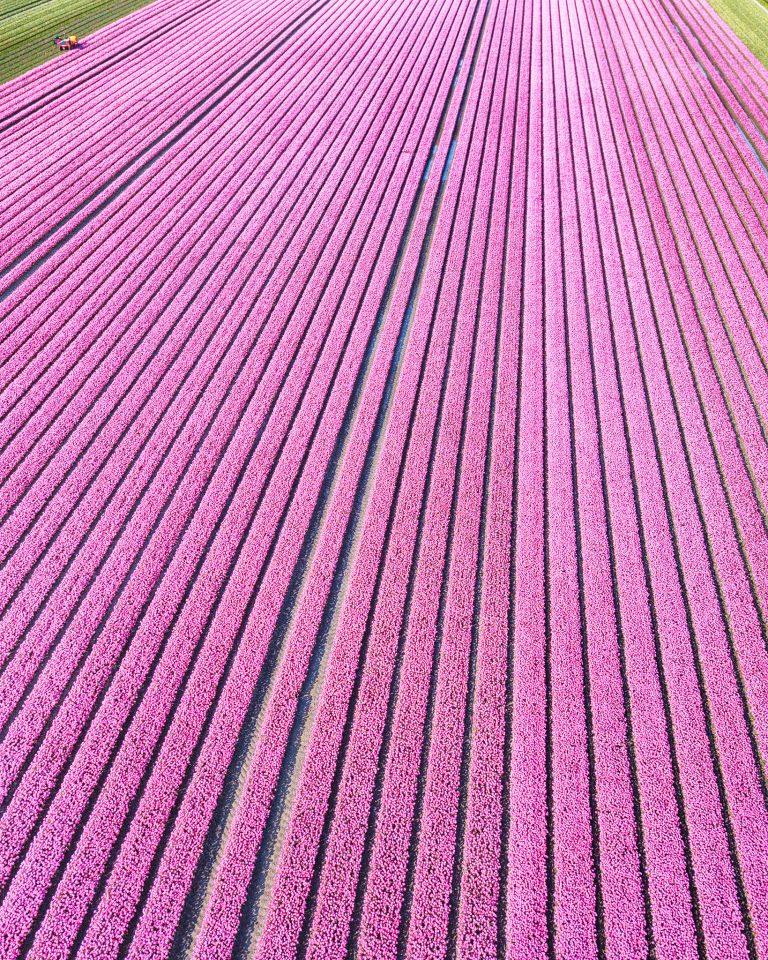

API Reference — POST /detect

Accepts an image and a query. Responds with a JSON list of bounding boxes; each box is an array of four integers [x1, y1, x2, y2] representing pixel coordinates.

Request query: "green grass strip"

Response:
[[705, 0, 768, 68]]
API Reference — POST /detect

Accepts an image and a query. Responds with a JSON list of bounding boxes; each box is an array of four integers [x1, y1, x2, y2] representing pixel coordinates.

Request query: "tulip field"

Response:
[[2, 0, 768, 954]]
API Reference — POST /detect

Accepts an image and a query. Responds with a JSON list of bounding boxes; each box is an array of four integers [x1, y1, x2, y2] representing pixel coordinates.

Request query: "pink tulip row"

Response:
[[567, 0, 768, 955], [219, 4, 506, 958], [0, 0, 388, 683], [0, 0, 296, 242], [0, 0, 450, 804], [0, 0, 405, 800], [64, 4, 482, 955], [545, 1, 602, 955], [458, 0, 529, 953], [0, 0, 313, 266], [4, 0, 768, 955], [0, 0, 484, 952]]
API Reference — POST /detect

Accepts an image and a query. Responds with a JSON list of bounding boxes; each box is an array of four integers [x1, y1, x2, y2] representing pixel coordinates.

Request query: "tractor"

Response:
[[53, 34, 78, 51]]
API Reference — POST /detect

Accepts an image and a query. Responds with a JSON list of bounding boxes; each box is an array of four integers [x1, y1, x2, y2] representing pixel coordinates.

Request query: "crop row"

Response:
[[3, 0, 768, 954]]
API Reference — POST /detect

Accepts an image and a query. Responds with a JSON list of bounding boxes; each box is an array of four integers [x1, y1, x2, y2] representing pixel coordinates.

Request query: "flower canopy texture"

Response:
[[1, 0, 768, 956]]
